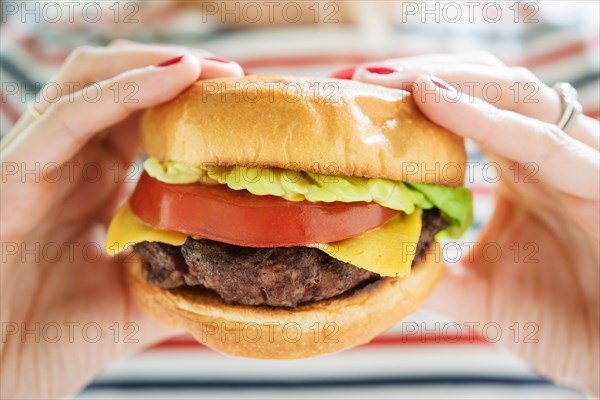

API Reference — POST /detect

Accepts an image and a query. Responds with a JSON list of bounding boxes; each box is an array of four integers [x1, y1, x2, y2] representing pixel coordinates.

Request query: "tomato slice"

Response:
[[130, 172, 398, 247]]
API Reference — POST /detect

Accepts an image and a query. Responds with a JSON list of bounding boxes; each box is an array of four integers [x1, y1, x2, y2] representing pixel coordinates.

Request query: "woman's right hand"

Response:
[[0, 41, 243, 399]]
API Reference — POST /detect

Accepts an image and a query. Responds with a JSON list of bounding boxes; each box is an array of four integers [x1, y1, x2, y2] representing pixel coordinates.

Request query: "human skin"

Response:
[[0, 41, 243, 399], [354, 52, 599, 395], [1, 48, 598, 398]]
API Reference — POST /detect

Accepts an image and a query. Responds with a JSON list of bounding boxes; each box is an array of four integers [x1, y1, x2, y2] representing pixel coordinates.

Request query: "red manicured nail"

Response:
[[431, 76, 451, 91], [366, 66, 396, 75], [156, 55, 184, 67], [332, 67, 356, 80], [204, 56, 232, 64]]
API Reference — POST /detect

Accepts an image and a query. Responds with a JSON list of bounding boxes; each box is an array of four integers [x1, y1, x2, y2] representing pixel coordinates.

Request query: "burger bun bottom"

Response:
[[126, 245, 443, 359]]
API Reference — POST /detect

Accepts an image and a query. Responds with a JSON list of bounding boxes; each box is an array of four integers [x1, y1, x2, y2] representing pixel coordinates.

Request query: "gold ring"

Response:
[[28, 103, 43, 120]]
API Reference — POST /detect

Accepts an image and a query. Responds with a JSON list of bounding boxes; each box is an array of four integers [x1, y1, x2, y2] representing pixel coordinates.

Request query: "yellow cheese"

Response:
[[308, 208, 422, 277], [105, 204, 187, 256], [105, 205, 422, 277]]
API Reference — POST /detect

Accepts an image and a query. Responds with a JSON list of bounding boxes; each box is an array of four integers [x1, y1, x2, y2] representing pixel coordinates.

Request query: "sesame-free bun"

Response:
[[141, 76, 466, 186], [126, 246, 443, 359]]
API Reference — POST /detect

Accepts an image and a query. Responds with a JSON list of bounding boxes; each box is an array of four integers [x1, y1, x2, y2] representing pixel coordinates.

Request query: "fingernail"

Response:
[[366, 66, 396, 75], [430, 76, 452, 91], [332, 67, 356, 80], [204, 56, 232, 64], [156, 55, 184, 67]]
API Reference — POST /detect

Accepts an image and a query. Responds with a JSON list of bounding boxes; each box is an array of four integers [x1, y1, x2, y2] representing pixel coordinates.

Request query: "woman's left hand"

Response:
[[351, 52, 599, 394]]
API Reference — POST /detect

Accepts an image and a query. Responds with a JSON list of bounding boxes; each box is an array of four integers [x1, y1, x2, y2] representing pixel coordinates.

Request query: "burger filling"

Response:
[[133, 208, 447, 307], [106, 158, 472, 308]]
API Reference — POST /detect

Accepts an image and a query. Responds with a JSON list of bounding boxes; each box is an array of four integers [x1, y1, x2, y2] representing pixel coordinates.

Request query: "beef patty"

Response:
[[134, 209, 447, 307]]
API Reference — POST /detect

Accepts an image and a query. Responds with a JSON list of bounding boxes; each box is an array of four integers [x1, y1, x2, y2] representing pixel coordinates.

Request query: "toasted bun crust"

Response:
[[141, 76, 466, 186], [126, 246, 444, 359]]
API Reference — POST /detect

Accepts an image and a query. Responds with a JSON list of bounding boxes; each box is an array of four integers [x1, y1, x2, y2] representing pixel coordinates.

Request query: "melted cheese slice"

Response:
[[105, 204, 187, 256], [308, 208, 422, 277], [105, 205, 422, 277]]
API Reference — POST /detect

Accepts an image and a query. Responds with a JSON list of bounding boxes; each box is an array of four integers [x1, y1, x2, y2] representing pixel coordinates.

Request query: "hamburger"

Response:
[[106, 76, 472, 359]]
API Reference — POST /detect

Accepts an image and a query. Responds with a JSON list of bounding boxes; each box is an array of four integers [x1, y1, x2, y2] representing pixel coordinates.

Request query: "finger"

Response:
[[3, 55, 201, 166], [413, 75, 600, 200], [354, 51, 505, 79], [21, 43, 231, 113], [108, 41, 244, 78], [333, 51, 503, 82], [41, 46, 241, 112], [355, 65, 599, 151], [9, 46, 242, 143], [351, 52, 504, 92], [35, 47, 191, 114], [423, 263, 488, 324], [355, 64, 559, 119], [6, 45, 189, 136], [423, 195, 535, 332]]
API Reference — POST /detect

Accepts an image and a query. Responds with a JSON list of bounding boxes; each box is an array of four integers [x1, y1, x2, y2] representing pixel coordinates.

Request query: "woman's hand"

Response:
[[0, 41, 243, 399], [353, 52, 599, 395]]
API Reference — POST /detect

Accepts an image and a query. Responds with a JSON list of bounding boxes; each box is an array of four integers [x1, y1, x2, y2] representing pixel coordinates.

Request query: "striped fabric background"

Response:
[[1, 1, 598, 398]]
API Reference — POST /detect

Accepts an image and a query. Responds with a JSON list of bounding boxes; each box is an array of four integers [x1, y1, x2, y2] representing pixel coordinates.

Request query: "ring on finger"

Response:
[[27, 102, 110, 143], [553, 82, 582, 133], [29, 103, 43, 120]]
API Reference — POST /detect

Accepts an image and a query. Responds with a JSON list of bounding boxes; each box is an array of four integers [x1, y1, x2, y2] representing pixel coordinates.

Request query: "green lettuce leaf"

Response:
[[405, 182, 473, 238]]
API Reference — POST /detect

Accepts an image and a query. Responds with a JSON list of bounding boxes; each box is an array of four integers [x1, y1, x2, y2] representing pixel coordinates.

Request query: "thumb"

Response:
[[423, 195, 514, 324], [122, 306, 183, 354], [423, 260, 489, 323]]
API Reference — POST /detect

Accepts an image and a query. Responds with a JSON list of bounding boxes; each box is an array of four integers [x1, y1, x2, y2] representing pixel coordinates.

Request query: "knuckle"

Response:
[[483, 100, 503, 123], [46, 99, 83, 144], [46, 96, 67, 115], [538, 123, 570, 163], [511, 67, 537, 85], [67, 45, 97, 64], [544, 123, 570, 146], [64, 45, 110, 86], [115, 93, 136, 112], [478, 103, 504, 146], [108, 77, 139, 112]]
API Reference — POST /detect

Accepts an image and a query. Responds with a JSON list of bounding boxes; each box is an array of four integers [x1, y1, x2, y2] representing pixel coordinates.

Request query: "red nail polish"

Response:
[[156, 55, 184, 67], [332, 67, 356, 80], [366, 66, 396, 75], [204, 56, 231, 64], [431, 77, 451, 91]]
